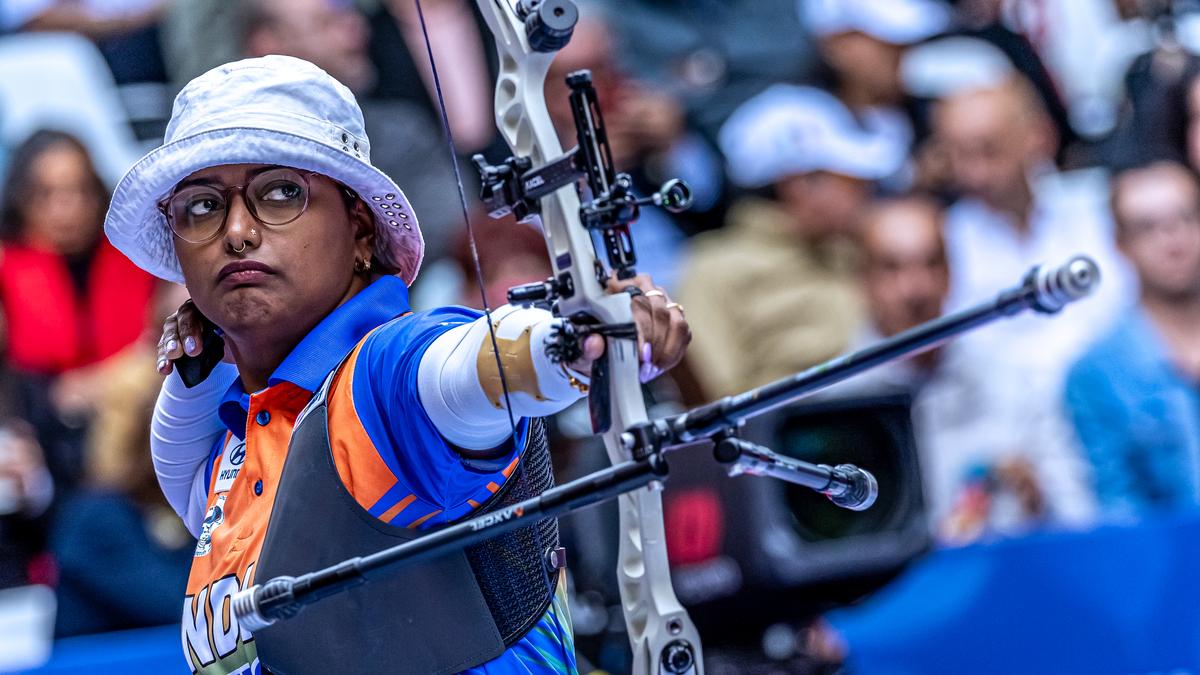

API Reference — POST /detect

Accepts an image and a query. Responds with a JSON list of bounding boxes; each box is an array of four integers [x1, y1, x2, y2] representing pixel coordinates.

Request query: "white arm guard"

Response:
[[418, 305, 587, 450], [152, 362, 239, 536]]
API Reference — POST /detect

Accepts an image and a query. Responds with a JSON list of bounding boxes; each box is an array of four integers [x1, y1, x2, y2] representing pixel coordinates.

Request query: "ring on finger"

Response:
[[666, 301, 685, 317], [643, 289, 665, 299]]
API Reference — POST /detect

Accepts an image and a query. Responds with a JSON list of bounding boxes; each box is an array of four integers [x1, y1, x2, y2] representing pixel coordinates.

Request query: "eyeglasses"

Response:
[[158, 167, 318, 244], [1123, 209, 1200, 240]]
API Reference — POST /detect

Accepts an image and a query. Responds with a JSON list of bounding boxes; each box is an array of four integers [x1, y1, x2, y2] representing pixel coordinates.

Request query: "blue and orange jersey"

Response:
[[181, 276, 577, 674]]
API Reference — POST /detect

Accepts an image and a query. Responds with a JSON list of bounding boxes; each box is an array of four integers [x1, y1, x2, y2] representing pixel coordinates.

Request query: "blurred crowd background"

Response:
[[1, 0, 1200, 673]]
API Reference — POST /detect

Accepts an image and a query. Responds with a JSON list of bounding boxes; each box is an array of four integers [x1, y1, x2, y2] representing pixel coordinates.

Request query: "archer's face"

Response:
[[170, 163, 372, 348]]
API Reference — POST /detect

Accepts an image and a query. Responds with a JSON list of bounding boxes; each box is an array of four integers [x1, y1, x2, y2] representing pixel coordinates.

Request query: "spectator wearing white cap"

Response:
[[678, 85, 903, 399], [801, 0, 952, 189]]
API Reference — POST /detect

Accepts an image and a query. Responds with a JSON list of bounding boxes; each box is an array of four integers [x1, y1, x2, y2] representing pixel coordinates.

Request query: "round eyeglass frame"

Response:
[[157, 168, 357, 245]]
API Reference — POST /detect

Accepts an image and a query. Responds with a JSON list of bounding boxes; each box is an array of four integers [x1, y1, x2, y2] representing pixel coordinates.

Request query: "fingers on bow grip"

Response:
[[544, 320, 640, 365], [545, 321, 584, 365]]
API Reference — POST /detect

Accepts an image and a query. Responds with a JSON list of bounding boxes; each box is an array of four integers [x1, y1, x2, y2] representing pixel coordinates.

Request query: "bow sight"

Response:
[[473, 69, 693, 304]]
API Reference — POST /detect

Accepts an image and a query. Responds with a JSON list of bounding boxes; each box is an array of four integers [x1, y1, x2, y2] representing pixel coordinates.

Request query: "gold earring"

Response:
[[354, 257, 372, 273]]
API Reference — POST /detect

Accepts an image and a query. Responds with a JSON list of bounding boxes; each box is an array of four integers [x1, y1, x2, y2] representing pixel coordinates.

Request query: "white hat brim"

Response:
[[805, 0, 950, 45], [104, 125, 424, 285]]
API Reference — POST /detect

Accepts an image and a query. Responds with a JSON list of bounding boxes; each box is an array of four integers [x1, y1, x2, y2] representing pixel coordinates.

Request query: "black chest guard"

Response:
[[253, 375, 559, 675]]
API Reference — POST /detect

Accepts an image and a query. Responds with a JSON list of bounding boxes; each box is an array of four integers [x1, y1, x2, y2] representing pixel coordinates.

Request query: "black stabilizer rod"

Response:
[[714, 436, 878, 511], [665, 256, 1100, 443], [232, 454, 668, 631]]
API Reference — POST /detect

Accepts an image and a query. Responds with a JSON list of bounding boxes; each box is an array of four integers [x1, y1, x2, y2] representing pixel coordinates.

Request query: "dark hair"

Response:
[[334, 183, 402, 277], [0, 130, 108, 243], [1110, 53, 1200, 172]]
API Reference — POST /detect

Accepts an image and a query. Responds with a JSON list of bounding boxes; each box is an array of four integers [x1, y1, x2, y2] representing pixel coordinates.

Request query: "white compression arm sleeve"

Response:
[[418, 305, 587, 450], [151, 362, 239, 536]]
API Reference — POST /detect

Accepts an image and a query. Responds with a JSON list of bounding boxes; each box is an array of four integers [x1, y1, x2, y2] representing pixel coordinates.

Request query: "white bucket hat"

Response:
[[104, 55, 423, 285]]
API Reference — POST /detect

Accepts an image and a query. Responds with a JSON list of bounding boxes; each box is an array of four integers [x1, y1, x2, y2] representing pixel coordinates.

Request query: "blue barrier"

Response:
[[7, 625, 182, 674], [828, 511, 1200, 675]]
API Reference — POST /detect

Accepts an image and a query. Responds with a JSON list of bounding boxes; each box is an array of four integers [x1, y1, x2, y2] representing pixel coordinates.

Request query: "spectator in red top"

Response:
[[0, 130, 157, 488], [0, 130, 156, 377]]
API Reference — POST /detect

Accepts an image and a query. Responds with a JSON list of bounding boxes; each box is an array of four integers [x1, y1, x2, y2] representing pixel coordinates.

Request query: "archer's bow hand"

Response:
[[569, 274, 691, 383]]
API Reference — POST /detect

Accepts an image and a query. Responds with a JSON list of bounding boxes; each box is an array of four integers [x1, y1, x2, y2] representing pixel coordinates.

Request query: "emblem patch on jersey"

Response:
[[214, 440, 246, 493], [195, 494, 227, 557]]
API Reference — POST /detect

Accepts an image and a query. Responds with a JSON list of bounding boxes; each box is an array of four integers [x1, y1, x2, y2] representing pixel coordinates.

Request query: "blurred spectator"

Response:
[[236, 0, 465, 261], [989, 0, 1151, 142], [164, 0, 496, 153], [0, 129, 156, 486], [243, 0, 375, 93], [0, 421, 54, 590], [802, 0, 951, 188], [2, 0, 168, 85], [900, 35, 1017, 198], [936, 75, 1134, 368], [949, 0, 1078, 160], [50, 282, 193, 636], [0, 255, 51, 593], [679, 86, 902, 399], [1109, 16, 1194, 169], [841, 196, 951, 391], [371, 0, 495, 153], [932, 75, 1137, 528], [159, 1, 242, 92], [1066, 160, 1200, 520], [830, 196, 1042, 542], [0, 130, 153, 374]]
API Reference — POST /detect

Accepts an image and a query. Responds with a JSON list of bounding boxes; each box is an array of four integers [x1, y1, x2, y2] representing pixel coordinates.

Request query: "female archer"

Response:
[[104, 55, 689, 674]]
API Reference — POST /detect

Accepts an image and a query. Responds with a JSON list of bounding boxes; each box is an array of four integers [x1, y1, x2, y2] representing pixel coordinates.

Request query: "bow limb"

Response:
[[471, 2, 703, 673]]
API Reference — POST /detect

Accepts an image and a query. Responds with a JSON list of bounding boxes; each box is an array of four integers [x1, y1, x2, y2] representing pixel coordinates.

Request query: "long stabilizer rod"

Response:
[[662, 255, 1099, 444]]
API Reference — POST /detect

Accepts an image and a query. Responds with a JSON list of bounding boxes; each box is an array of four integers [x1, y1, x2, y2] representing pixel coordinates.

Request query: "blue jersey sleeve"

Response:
[[350, 307, 527, 513]]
